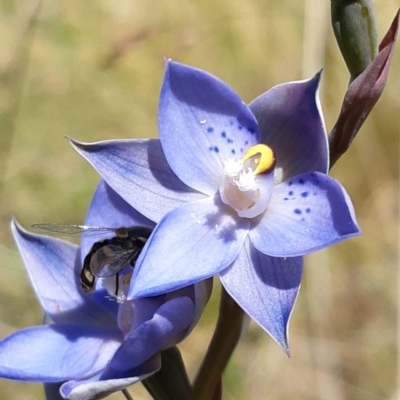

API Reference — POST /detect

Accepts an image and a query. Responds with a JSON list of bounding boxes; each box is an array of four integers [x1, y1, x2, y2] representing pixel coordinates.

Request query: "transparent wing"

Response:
[[32, 223, 116, 237], [90, 245, 139, 278]]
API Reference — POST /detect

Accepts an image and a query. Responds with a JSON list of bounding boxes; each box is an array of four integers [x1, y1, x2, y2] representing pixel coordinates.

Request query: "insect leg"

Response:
[[115, 272, 120, 297]]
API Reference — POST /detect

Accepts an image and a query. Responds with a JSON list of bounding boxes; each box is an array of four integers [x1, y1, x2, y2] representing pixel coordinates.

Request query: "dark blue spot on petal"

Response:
[[301, 192, 309, 198], [288, 181, 293, 186], [306, 208, 311, 213], [231, 149, 236, 155], [227, 139, 233, 144], [284, 197, 288, 201], [294, 209, 302, 215], [245, 140, 249, 146], [207, 127, 214, 133], [288, 191, 293, 196], [247, 127, 255, 134], [238, 125, 243, 130], [209, 146, 219, 153], [221, 131, 226, 138], [299, 178, 305, 184]]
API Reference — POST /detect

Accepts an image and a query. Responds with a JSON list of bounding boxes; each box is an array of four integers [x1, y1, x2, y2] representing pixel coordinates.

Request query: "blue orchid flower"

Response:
[[0, 180, 211, 400], [70, 61, 359, 350]]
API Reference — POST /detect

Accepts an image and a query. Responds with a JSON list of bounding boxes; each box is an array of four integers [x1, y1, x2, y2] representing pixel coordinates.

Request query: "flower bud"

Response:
[[331, 0, 378, 79]]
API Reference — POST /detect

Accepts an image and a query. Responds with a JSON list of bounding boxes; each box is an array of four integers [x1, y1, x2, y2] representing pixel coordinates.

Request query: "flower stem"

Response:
[[193, 286, 245, 400], [122, 388, 134, 400]]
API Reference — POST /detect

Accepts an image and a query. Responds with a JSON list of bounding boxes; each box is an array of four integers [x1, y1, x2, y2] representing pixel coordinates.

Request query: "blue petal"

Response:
[[220, 239, 302, 352], [159, 61, 260, 195], [69, 138, 205, 223], [249, 172, 360, 257], [249, 74, 328, 181], [0, 325, 121, 381], [128, 297, 165, 329], [60, 356, 160, 400], [111, 296, 194, 370], [129, 196, 250, 298], [85, 180, 155, 229], [12, 220, 116, 326]]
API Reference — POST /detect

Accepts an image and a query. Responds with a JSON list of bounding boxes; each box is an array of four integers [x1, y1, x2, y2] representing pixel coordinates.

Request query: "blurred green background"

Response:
[[0, 1, 399, 399]]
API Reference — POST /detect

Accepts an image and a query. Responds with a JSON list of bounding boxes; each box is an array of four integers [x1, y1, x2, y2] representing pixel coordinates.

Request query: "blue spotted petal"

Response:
[[220, 238, 302, 352], [111, 296, 194, 370], [249, 172, 360, 257], [249, 73, 328, 181], [11, 220, 116, 326], [69, 138, 205, 223], [129, 196, 250, 298], [159, 61, 260, 195], [0, 325, 121, 381]]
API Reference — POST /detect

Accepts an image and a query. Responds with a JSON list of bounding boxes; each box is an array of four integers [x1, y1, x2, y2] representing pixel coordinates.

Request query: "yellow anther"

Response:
[[122, 272, 133, 288], [241, 144, 276, 175]]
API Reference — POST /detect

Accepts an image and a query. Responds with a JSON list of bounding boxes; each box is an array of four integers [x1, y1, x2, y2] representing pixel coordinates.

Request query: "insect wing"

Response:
[[90, 245, 138, 278], [32, 223, 117, 237]]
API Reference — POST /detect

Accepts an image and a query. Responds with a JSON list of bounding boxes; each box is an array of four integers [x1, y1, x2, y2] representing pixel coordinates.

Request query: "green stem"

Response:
[[193, 286, 245, 400], [122, 388, 134, 400]]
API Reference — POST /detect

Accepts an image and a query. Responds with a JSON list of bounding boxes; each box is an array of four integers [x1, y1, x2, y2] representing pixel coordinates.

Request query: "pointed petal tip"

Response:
[[67, 137, 86, 152], [282, 340, 291, 357], [314, 69, 323, 82], [269, 325, 291, 357], [10, 217, 31, 241], [306, 70, 323, 92], [269, 329, 290, 356], [275, 333, 291, 357], [10, 216, 20, 231]]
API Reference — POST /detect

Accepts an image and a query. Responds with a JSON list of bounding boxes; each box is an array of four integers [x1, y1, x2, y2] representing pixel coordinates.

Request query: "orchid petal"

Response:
[[0, 325, 121, 381], [60, 356, 160, 400], [129, 196, 250, 298], [129, 297, 165, 331], [111, 296, 194, 370], [85, 180, 155, 229], [250, 172, 360, 257], [69, 138, 205, 223], [11, 220, 115, 326], [159, 60, 260, 195], [249, 74, 328, 181], [220, 238, 302, 352]]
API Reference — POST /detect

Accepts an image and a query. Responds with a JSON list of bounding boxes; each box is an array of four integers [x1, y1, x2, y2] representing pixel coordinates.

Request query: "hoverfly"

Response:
[[32, 224, 152, 295]]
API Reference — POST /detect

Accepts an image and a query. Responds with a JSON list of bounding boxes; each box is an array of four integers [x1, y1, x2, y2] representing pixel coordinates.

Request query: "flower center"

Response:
[[219, 144, 276, 218]]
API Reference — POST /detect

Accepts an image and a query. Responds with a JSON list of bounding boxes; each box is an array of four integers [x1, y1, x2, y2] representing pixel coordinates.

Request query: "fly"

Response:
[[32, 224, 152, 295]]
